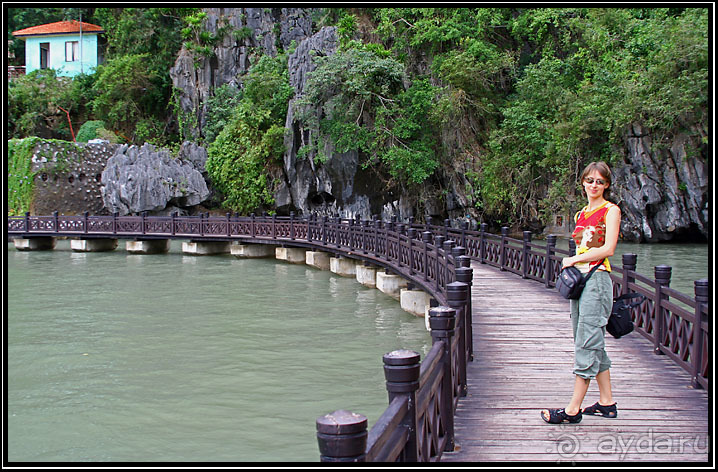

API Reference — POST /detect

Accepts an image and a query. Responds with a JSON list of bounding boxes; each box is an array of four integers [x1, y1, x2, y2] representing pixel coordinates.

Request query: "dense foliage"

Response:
[[205, 54, 294, 213], [7, 7, 708, 226]]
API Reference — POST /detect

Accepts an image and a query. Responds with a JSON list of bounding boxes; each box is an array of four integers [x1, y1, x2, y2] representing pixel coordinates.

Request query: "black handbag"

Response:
[[607, 293, 645, 338], [556, 260, 605, 300]]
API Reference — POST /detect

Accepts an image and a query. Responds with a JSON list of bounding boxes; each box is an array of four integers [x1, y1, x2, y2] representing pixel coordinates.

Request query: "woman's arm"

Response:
[[562, 205, 621, 268]]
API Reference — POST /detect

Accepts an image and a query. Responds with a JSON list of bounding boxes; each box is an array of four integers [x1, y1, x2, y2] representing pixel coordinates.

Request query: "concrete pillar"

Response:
[[306, 251, 331, 270], [400, 289, 431, 317], [231, 243, 275, 258], [182, 240, 230, 255], [276, 247, 306, 263], [376, 271, 408, 300], [330, 256, 357, 277], [13, 237, 56, 251], [126, 239, 170, 254], [71, 238, 118, 252], [356, 264, 377, 288]]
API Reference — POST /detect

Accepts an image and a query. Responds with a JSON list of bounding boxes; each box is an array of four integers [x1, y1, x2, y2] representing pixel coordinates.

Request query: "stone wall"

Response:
[[29, 140, 118, 215]]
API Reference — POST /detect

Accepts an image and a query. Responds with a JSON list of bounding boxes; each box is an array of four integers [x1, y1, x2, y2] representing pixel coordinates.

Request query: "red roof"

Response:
[[12, 20, 104, 37]]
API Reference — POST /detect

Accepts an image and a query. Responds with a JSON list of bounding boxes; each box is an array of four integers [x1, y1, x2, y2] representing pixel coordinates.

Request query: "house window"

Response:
[[40, 42, 49, 69], [65, 41, 79, 62]]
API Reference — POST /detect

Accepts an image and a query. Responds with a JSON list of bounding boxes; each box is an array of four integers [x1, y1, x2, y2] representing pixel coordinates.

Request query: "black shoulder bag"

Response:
[[607, 293, 645, 338], [556, 259, 606, 300]]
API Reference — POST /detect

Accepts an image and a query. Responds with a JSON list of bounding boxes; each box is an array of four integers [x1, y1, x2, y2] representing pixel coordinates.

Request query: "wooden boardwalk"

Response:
[[441, 262, 710, 463]]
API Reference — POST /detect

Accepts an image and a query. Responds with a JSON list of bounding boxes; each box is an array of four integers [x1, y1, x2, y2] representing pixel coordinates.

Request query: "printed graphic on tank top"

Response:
[[572, 201, 615, 273]]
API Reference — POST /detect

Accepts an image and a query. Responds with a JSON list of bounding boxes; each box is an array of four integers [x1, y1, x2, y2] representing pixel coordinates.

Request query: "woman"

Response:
[[541, 161, 621, 424]]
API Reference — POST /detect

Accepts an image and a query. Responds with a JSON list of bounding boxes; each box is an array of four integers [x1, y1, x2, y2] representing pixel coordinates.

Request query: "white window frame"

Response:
[[65, 41, 79, 62]]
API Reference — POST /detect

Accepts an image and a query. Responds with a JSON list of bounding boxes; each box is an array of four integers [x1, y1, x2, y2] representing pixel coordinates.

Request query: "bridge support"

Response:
[[306, 251, 331, 270], [377, 271, 408, 300], [182, 240, 230, 255], [330, 257, 356, 277], [400, 289, 431, 317], [126, 239, 170, 254], [231, 243, 276, 258], [71, 238, 118, 252], [355, 263, 377, 288], [13, 237, 56, 251], [276, 247, 306, 263]]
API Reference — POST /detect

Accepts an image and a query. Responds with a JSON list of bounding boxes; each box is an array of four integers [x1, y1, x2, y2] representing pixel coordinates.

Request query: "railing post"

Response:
[[545, 235, 557, 288], [454, 256, 474, 361], [443, 219, 450, 240], [383, 350, 421, 462], [171, 212, 177, 236], [250, 213, 256, 238], [290, 212, 295, 240], [460, 220, 468, 248], [272, 214, 277, 240], [621, 254, 638, 295], [362, 218, 369, 254], [522, 231, 531, 279], [348, 217, 354, 251], [653, 265, 672, 355], [24, 211, 30, 233], [322, 216, 328, 246], [227, 212, 232, 237], [422, 231, 432, 283], [568, 239, 576, 258], [316, 410, 368, 462], [447, 281, 468, 397], [199, 212, 205, 237], [307, 214, 313, 243], [374, 218, 380, 256], [692, 279, 709, 389], [429, 306, 457, 452], [84, 211, 90, 234], [408, 228, 417, 275], [500, 227, 509, 271], [53, 211, 59, 233], [479, 223, 488, 264]]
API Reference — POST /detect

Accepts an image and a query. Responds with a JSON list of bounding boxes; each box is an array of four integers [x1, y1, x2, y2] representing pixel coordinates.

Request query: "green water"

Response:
[[6, 240, 432, 463]]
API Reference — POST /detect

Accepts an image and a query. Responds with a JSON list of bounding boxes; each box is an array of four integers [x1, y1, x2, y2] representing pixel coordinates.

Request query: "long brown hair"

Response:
[[580, 161, 613, 202]]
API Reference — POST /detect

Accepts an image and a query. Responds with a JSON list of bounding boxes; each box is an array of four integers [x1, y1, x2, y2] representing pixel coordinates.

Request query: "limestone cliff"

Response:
[[616, 123, 708, 242], [156, 9, 711, 241]]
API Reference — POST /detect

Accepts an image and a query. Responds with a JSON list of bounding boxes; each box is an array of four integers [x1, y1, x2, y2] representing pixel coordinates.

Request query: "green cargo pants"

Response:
[[570, 271, 613, 380]]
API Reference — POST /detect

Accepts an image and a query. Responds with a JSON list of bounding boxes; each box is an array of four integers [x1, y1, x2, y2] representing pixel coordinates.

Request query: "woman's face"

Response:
[[583, 169, 609, 199]]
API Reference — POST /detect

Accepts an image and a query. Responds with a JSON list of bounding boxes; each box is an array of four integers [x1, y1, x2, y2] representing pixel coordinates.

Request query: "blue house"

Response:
[[12, 20, 105, 77]]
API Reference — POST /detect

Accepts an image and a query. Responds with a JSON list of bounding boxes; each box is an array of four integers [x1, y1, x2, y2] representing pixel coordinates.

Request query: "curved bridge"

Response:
[[7, 212, 709, 463]]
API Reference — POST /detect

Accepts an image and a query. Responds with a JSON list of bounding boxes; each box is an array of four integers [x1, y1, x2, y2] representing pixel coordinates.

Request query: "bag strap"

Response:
[[614, 293, 646, 308]]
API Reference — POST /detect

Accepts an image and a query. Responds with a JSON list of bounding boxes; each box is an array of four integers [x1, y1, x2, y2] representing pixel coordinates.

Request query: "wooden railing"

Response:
[[8, 212, 473, 462]]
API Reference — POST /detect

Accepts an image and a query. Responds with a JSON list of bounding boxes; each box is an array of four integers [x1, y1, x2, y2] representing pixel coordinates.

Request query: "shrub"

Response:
[[76, 120, 107, 142]]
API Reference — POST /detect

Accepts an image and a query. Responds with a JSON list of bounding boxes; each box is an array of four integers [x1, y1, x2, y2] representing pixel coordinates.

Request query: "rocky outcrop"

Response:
[[615, 123, 708, 242], [170, 7, 316, 139], [101, 143, 210, 216]]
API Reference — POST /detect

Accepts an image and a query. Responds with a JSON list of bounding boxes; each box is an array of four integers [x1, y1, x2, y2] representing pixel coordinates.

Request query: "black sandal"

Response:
[[583, 402, 617, 418], [541, 408, 582, 424]]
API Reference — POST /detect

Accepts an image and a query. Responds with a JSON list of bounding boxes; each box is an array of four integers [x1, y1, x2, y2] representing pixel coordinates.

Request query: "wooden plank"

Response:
[[440, 262, 710, 463]]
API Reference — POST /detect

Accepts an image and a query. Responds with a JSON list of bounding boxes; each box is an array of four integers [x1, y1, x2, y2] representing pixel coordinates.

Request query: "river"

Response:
[[6, 240, 432, 463], [6, 238, 708, 462]]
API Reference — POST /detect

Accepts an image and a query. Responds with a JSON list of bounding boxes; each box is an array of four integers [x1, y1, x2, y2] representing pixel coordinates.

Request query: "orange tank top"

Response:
[[572, 201, 615, 273]]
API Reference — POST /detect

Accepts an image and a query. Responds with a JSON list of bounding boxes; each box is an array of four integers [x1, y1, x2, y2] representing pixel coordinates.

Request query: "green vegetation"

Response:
[[205, 54, 293, 213], [7, 138, 40, 215], [7, 7, 707, 226]]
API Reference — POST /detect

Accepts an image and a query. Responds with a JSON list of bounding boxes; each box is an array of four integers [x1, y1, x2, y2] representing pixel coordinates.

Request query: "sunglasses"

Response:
[[584, 177, 607, 186]]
